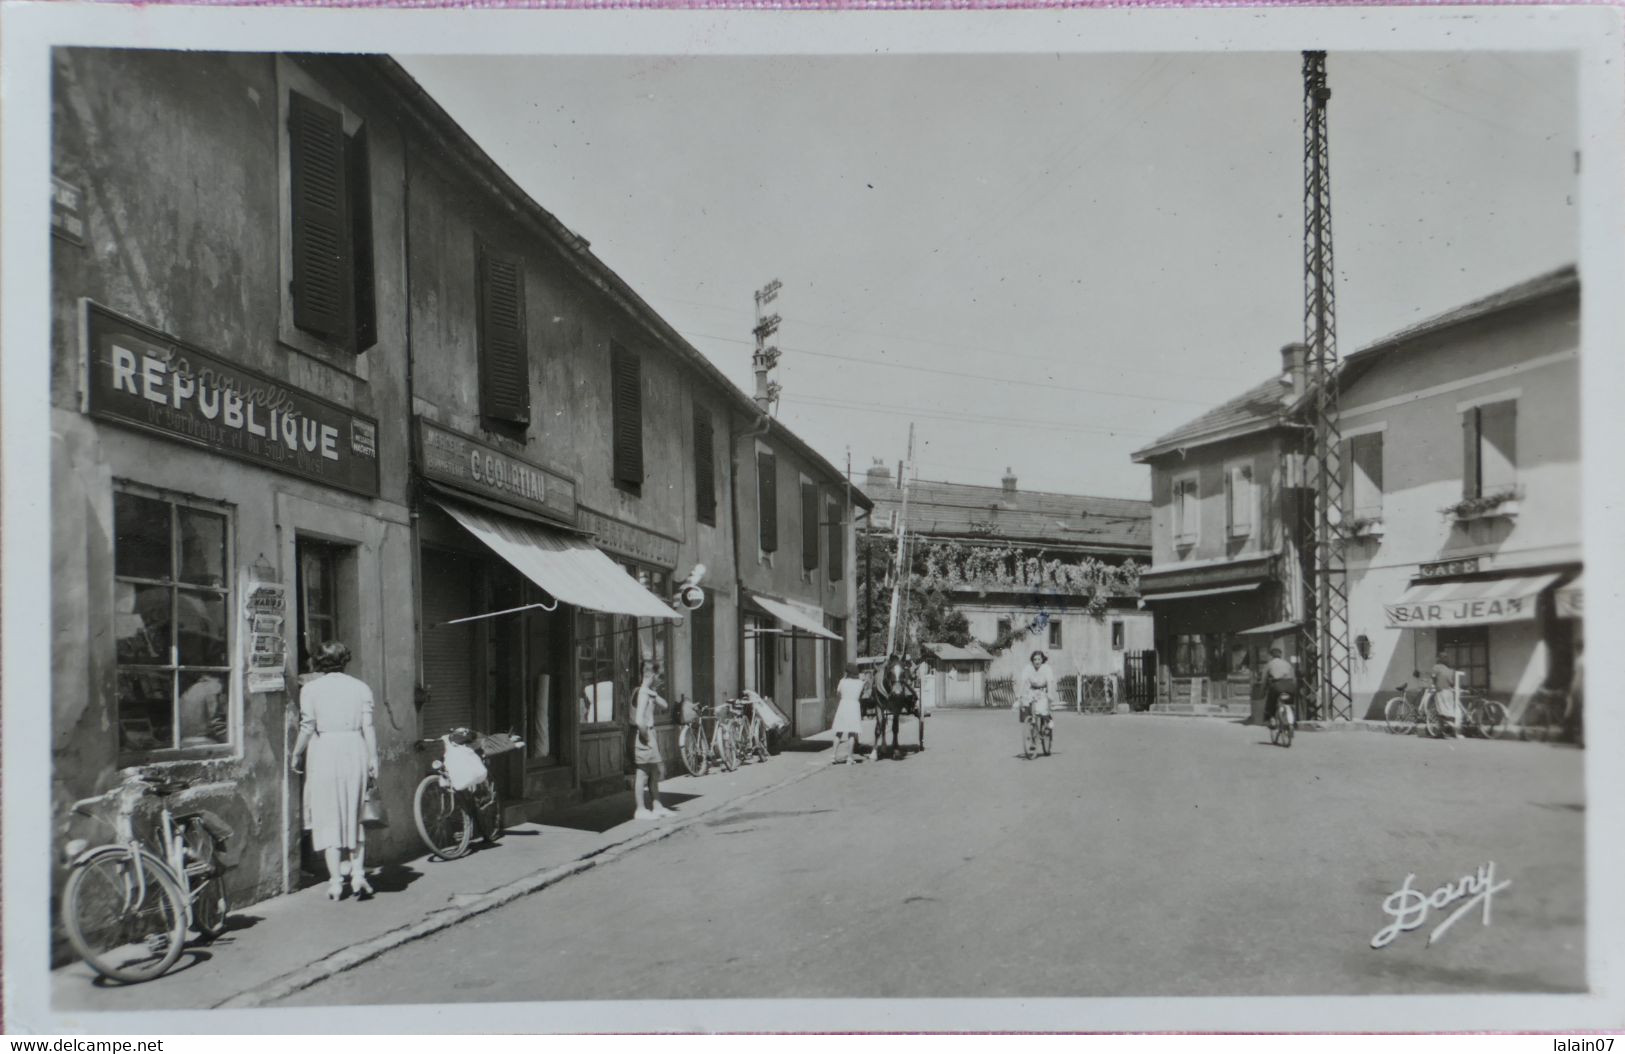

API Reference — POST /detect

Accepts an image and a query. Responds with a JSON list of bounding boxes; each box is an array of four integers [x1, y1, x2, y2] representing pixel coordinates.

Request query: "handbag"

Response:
[[360, 777, 389, 829]]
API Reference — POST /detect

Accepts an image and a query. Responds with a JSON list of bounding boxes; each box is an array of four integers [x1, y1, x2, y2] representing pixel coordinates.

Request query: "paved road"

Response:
[[284, 711, 1585, 1004]]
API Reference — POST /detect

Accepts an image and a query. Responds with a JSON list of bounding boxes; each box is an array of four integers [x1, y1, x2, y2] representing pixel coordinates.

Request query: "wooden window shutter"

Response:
[[1480, 400, 1517, 491], [289, 91, 353, 345], [347, 127, 377, 352], [694, 408, 716, 526], [611, 344, 643, 489], [827, 496, 843, 581], [1462, 409, 1480, 499], [758, 452, 778, 552], [478, 249, 530, 425], [801, 481, 819, 571]]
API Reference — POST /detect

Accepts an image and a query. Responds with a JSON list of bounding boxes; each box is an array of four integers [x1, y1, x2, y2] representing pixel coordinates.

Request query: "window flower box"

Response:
[[1441, 488, 1523, 523]]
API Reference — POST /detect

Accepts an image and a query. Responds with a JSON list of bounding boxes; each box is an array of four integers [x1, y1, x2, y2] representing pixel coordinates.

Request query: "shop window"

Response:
[[694, 408, 716, 527], [794, 631, 818, 702], [1172, 475, 1199, 547], [757, 450, 778, 554], [1437, 626, 1490, 692], [1111, 620, 1125, 651], [113, 486, 233, 758], [478, 247, 530, 428], [611, 344, 643, 494], [801, 479, 820, 572], [1049, 619, 1063, 650], [1225, 464, 1255, 539], [1344, 431, 1385, 519], [826, 495, 844, 582], [574, 563, 671, 727], [1462, 400, 1517, 498], [825, 615, 847, 699], [745, 615, 777, 701], [287, 90, 376, 354], [1173, 633, 1232, 679]]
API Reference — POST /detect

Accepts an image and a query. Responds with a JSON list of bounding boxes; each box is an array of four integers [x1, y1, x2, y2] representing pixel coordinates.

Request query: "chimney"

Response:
[[1001, 467, 1018, 494], [865, 458, 894, 489], [1280, 343, 1307, 394]]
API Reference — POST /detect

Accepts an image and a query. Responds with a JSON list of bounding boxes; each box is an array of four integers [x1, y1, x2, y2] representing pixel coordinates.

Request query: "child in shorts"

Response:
[[632, 661, 672, 820]]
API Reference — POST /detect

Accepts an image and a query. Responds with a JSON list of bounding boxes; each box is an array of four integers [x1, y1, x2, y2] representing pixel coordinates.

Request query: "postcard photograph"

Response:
[[3, 2, 1623, 1036]]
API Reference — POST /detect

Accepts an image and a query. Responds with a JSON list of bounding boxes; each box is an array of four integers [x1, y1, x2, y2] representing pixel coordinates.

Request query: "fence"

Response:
[[1122, 650, 1157, 711], [985, 674, 1118, 712]]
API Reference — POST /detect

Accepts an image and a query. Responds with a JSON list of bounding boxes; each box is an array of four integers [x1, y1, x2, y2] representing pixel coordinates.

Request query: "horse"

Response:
[[873, 654, 921, 760]]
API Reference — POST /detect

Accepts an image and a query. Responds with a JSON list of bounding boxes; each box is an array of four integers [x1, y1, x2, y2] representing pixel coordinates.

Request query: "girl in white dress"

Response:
[[291, 641, 380, 901], [831, 663, 866, 765]]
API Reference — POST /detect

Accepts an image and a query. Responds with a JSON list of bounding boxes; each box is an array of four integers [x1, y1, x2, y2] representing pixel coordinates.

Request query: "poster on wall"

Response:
[[244, 561, 288, 694]]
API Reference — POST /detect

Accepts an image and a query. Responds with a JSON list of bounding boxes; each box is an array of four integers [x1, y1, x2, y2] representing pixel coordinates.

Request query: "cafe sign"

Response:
[[416, 418, 578, 525], [1417, 557, 1481, 580], [85, 305, 381, 497]]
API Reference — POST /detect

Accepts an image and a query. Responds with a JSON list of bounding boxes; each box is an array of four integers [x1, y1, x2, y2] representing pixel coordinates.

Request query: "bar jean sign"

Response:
[[85, 305, 380, 497]]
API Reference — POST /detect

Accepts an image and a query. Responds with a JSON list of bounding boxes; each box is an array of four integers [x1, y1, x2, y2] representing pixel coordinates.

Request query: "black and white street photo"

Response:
[[3, 2, 1624, 1037]]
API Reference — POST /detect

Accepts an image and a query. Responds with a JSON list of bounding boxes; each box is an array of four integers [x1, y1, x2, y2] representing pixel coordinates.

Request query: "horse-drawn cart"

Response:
[[859, 655, 925, 759]]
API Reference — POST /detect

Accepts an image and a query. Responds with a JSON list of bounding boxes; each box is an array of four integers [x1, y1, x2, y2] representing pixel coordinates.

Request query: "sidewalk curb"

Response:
[[213, 756, 829, 1010]]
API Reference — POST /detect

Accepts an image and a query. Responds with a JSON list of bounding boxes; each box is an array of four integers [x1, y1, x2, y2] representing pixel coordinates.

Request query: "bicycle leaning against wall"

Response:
[[60, 770, 234, 984]]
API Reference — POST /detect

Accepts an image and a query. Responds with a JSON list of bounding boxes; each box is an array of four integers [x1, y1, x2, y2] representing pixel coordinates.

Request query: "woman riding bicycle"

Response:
[[1016, 649, 1056, 733]]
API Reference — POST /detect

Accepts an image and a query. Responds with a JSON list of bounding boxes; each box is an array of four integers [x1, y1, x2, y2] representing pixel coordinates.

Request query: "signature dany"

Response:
[[1370, 862, 1512, 949]]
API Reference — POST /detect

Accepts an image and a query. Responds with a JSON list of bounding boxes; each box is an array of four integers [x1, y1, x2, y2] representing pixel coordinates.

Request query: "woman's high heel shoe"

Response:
[[350, 873, 374, 900], [326, 878, 344, 902]]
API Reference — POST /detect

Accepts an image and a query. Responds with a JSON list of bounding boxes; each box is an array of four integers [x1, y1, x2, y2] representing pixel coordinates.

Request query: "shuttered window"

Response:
[[694, 408, 716, 526], [1462, 401, 1517, 498], [758, 451, 777, 552], [611, 344, 643, 491], [478, 248, 530, 426], [289, 92, 353, 346], [801, 481, 819, 571], [827, 495, 844, 581]]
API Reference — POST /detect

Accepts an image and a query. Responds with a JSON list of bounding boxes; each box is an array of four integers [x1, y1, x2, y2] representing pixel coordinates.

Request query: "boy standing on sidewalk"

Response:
[[632, 661, 674, 820]]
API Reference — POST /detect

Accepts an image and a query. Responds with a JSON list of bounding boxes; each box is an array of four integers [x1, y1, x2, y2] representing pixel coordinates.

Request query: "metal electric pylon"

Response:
[[1300, 50, 1354, 723]]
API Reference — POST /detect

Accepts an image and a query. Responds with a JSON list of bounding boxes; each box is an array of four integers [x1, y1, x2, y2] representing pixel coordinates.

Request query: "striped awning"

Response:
[[436, 498, 680, 621], [1384, 573, 1561, 629], [749, 595, 840, 641], [1140, 583, 1261, 603]]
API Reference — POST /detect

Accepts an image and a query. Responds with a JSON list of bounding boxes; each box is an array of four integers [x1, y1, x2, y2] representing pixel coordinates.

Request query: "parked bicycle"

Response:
[[729, 693, 772, 764], [60, 771, 232, 984], [678, 696, 740, 776], [1518, 689, 1567, 743], [1383, 678, 1506, 739], [412, 728, 524, 861]]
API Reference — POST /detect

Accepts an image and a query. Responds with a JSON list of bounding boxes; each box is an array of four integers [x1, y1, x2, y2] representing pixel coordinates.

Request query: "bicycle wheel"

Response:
[[413, 774, 473, 861], [1383, 697, 1413, 735], [1477, 700, 1507, 740], [63, 847, 188, 984], [1423, 700, 1444, 739], [180, 819, 230, 939], [679, 723, 709, 776], [1039, 719, 1052, 756], [753, 719, 771, 761], [1022, 718, 1036, 759], [474, 781, 504, 844], [715, 721, 741, 772], [1279, 707, 1294, 748]]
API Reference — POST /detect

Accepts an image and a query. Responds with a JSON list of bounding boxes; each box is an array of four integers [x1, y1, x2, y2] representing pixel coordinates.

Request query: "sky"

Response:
[[399, 50, 1577, 501]]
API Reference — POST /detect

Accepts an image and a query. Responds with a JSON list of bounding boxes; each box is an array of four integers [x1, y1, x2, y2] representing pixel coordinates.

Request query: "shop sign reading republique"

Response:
[[85, 304, 381, 497]]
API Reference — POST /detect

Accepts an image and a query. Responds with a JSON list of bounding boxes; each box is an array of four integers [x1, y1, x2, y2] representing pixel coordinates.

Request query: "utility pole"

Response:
[[752, 280, 783, 414], [884, 424, 916, 657], [1299, 51, 1354, 723]]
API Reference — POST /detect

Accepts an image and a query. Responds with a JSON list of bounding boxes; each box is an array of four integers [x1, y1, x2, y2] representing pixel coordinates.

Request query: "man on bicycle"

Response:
[[1262, 648, 1297, 729]]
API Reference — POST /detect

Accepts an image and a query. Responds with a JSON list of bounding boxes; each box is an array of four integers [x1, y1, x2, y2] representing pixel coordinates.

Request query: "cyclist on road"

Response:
[[1016, 650, 1057, 739], [1262, 648, 1297, 730]]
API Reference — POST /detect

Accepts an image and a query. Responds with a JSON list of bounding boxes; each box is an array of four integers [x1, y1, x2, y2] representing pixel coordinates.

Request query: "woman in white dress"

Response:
[[291, 641, 379, 901], [831, 663, 866, 765], [1017, 650, 1057, 741]]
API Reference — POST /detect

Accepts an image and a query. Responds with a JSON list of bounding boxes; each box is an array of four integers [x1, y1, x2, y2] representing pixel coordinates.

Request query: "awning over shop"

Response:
[[1383, 573, 1561, 630], [435, 498, 680, 621], [749, 595, 841, 641], [1556, 574, 1583, 619], [1140, 583, 1261, 603], [1237, 620, 1299, 636]]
